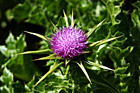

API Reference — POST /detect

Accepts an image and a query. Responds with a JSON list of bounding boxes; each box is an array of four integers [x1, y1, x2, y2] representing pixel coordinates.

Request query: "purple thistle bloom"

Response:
[[51, 26, 87, 59]]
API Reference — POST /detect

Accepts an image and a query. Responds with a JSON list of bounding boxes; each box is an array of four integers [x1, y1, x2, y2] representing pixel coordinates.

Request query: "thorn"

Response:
[[50, 19, 59, 32], [63, 10, 69, 27]]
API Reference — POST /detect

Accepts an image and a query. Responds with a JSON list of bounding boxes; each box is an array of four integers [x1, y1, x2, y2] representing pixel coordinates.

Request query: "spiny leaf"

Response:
[[24, 31, 51, 41], [87, 61, 113, 71], [71, 9, 74, 27], [19, 49, 52, 55], [89, 40, 103, 47], [76, 61, 92, 84], [34, 53, 62, 61], [86, 19, 106, 38], [63, 10, 69, 27], [50, 19, 59, 32], [89, 35, 123, 47], [34, 61, 64, 86]]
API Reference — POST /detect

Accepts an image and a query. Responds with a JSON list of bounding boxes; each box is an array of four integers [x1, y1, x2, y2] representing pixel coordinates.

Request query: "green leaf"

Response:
[[13, 81, 25, 93], [0, 33, 26, 58], [13, 0, 31, 22], [56, 16, 66, 27], [24, 31, 50, 41], [34, 53, 62, 61], [102, 0, 122, 25], [0, 33, 40, 82], [86, 19, 106, 38], [131, 1, 140, 32], [5, 32, 16, 47], [89, 35, 123, 47], [0, 46, 9, 58], [34, 61, 64, 86], [16, 34, 26, 52], [36, 70, 74, 93], [20, 49, 52, 55], [0, 68, 14, 93], [0, 67, 13, 84], [86, 61, 113, 71], [50, 20, 59, 32]]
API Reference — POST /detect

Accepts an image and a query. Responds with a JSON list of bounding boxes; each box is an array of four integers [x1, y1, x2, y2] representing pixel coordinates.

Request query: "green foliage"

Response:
[[0, 67, 14, 93], [0, 0, 140, 93], [0, 33, 40, 82]]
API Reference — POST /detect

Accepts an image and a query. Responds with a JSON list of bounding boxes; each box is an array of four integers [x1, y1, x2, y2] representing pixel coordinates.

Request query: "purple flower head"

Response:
[[51, 26, 87, 59]]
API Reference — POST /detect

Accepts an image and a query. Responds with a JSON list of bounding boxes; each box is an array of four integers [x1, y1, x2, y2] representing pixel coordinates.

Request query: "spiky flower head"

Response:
[[51, 26, 87, 59]]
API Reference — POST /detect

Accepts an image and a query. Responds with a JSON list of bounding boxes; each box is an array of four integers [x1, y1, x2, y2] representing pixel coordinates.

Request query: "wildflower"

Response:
[[23, 11, 119, 86], [51, 26, 87, 59]]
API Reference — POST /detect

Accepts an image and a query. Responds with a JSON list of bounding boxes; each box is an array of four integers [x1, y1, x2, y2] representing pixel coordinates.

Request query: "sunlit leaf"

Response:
[[20, 49, 52, 55], [87, 61, 113, 71], [76, 61, 92, 84], [89, 35, 123, 47], [0, 67, 13, 84], [102, 0, 122, 25], [24, 31, 51, 41], [34, 53, 62, 61], [63, 10, 69, 27], [71, 9, 74, 27], [86, 19, 106, 38]]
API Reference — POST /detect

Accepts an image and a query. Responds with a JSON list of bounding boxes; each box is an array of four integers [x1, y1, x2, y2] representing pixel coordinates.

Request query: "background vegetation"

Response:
[[0, 0, 140, 92]]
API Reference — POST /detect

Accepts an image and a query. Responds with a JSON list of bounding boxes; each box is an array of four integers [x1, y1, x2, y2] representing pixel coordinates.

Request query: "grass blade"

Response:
[[86, 19, 106, 38], [76, 61, 92, 84], [34, 61, 64, 86], [20, 49, 52, 55]]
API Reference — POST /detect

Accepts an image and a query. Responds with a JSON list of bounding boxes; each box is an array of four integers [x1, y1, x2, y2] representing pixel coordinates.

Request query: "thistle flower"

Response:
[[51, 26, 87, 59], [23, 11, 119, 86]]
